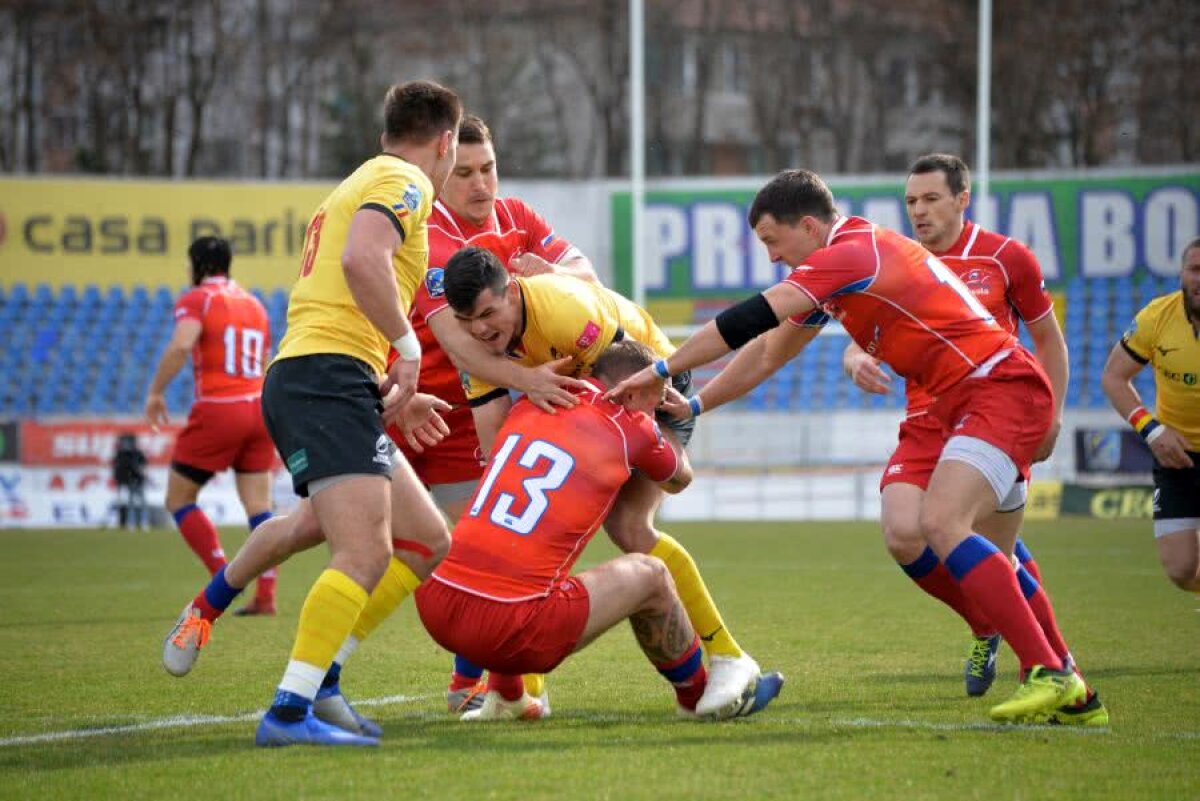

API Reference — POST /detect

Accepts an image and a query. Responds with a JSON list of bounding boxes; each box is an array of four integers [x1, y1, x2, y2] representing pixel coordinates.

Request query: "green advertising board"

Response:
[[611, 171, 1200, 299]]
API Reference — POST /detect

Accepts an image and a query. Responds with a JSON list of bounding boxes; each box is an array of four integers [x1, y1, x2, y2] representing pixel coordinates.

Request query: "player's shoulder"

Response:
[[496, 196, 537, 221], [1139, 290, 1183, 321]]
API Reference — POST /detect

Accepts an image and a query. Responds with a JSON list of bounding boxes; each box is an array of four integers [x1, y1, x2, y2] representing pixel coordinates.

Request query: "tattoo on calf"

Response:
[[629, 599, 693, 664]]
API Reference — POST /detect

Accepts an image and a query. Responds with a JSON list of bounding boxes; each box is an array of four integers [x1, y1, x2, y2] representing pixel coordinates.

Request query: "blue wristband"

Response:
[[688, 395, 703, 418], [652, 359, 672, 379]]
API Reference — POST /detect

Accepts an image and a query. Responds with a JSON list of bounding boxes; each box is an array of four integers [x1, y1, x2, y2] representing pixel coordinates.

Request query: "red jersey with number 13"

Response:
[[173, 276, 270, 402], [785, 216, 1016, 396], [432, 382, 678, 601]]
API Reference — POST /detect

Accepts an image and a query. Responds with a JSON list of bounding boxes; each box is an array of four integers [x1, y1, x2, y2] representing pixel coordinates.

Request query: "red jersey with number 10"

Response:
[[173, 277, 270, 402], [785, 217, 1017, 396], [431, 382, 678, 601]]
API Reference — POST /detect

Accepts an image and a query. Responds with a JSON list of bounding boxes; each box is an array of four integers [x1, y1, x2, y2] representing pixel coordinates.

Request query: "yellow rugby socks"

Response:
[[351, 558, 422, 642], [273, 569, 368, 716], [649, 532, 744, 659]]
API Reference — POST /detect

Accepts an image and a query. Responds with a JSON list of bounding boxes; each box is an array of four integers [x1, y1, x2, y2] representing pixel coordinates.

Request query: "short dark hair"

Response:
[[444, 246, 509, 312], [591, 340, 656, 385], [748, 169, 837, 228], [382, 80, 463, 145], [188, 236, 232, 283], [909, 153, 971, 196], [459, 114, 492, 146], [1183, 237, 1200, 264]]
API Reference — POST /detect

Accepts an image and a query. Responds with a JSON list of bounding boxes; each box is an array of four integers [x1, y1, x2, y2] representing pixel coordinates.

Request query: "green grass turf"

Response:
[[0, 518, 1196, 800]]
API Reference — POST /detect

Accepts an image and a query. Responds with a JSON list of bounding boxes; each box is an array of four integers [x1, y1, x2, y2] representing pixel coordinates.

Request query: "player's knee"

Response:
[[881, 516, 925, 563], [422, 520, 452, 566], [1162, 557, 1200, 591], [605, 513, 656, 554], [629, 553, 674, 607], [917, 504, 965, 553]]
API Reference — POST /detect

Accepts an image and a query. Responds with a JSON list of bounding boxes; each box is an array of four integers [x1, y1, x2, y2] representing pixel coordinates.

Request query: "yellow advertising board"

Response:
[[0, 177, 334, 291]]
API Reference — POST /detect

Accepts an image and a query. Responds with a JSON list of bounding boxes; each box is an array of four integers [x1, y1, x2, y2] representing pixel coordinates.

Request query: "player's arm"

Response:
[[144, 317, 202, 428], [426, 311, 585, 411], [842, 340, 891, 395], [630, 420, 693, 495], [510, 251, 598, 283], [1101, 338, 1193, 469], [678, 323, 818, 418], [1025, 312, 1069, 460], [470, 392, 514, 458], [342, 209, 421, 405], [608, 281, 815, 398]]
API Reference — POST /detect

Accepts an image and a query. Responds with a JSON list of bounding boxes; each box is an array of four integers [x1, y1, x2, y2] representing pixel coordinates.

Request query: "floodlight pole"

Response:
[[629, 0, 647, 306], [975, 0, 993, 229]]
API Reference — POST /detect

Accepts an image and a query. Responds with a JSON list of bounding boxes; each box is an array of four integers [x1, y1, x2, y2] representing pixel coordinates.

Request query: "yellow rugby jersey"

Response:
[[1121, 290, 1200, 450], [274, 154, 434, 375], [463, 274, 674, 402]]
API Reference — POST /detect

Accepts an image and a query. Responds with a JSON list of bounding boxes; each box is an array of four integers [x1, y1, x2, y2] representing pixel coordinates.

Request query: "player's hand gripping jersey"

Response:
[[431, 382, 679, 600], [274, 154, 434, 375], [787, 217, 1018, 394], [174, 276, 271, 402]]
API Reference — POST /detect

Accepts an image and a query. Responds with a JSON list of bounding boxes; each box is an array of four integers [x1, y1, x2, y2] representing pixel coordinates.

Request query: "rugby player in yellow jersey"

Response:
[[188, 80, 461, 748], [437, 246, 780, 718], [1102, 238, 1200, 597]]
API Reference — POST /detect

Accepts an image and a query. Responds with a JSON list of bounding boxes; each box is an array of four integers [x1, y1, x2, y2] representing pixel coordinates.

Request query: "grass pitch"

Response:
[[0, 518, 1196, 800]]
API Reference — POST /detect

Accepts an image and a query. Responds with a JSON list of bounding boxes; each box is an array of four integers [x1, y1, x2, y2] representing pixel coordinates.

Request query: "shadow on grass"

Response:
[[0, 705, 876, 774]]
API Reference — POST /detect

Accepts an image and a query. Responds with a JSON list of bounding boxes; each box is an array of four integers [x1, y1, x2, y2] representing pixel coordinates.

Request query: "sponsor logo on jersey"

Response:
[[373, 433, 393, 467], [886, 463, 904, 475], [575, 320, 602, 349], [286, 448, 309, 476], [425, 267, 445, 298]]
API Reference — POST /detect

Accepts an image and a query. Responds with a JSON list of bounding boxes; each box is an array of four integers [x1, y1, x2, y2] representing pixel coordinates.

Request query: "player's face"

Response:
[[441, 142, 499, 226], [753, 214, 822, 267], [1182, 246, 1200, 319], [905, 171, 968, 250], [453, 280, 521, 355]]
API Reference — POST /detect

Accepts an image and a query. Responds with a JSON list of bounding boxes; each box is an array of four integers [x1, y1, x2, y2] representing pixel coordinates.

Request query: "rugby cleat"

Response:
[[1049, 689, 1110, 727], [679, 671, 785, 721], [459, 691, 546, 722], [255, 707, 379, 747], [313, 685, 383, 738], [696, 653, 760, 717], [446, 681, 488, 714], [988, 665, 1087, 724], [964, 634, 1002, 697], [232, 599, 276, 617], [162, 603, 211, 677]]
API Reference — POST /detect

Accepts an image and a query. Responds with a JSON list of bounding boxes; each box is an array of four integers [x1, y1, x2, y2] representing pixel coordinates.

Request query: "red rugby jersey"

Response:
[[903, 220, 1054, 413], [431, 382, 678, 601], [173, 277, 270, 402], [785, 217, 1017, 396]]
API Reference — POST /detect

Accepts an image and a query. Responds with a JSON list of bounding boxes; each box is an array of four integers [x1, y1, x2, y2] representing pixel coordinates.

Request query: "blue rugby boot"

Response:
[[964, 634, 1002, 697]]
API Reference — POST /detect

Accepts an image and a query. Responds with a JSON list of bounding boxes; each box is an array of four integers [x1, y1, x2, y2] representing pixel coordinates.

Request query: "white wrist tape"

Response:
[[391, 328, 421, 361], [1145, 425, 1167, 444]]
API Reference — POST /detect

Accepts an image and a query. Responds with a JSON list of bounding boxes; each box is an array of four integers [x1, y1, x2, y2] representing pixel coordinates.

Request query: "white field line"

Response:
[[0, 694, 431, 748], [5, 702, 1200, 748]]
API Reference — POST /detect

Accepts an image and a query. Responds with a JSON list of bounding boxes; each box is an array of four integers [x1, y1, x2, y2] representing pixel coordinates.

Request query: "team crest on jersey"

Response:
[[576, 320, 602, 349], [425, 267, 445, 298], [963, 268, 991, 297], [402, 183, 422, 212]]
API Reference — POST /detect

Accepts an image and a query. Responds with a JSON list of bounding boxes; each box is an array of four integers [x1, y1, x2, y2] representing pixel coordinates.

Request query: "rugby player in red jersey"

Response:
[[144, 237, 279, 616], [610, 168, 1101, 725], [838, 155, 1103, 723], [415, 340, 783, 721]]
